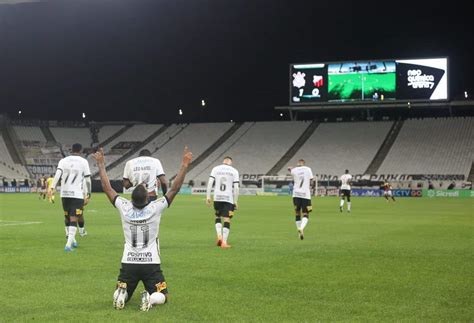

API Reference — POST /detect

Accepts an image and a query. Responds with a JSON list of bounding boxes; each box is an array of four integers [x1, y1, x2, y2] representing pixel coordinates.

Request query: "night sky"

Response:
[[0, 0, 472, 123]]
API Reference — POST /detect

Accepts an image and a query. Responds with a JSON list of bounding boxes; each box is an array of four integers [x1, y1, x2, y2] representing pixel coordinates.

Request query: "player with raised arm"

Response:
[[289, 159, 314, 240], [206, 157, 239, 249], [93, 146, 192, 312], [49, 143, 91, 251], [122, 149, 168, 201], [340, 169, 352, 213]]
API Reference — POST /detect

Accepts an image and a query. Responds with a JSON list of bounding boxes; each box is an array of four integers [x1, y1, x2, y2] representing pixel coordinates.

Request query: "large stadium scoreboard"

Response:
[[290, 58, 448, 105]]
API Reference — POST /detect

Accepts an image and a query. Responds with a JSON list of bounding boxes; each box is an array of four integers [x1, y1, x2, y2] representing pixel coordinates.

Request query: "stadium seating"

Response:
[[97, 125, 125, 143], [105, 124, 183, 179], [3, 118, 473, 186], [279, 121, 393, 176], [49, 127, 92, 150], [0, 135, 30, 179], [147, 122, 234, 180], [377, 117, 474, 177], [186, 121, 308, 184], [13, 126, 47, 142]]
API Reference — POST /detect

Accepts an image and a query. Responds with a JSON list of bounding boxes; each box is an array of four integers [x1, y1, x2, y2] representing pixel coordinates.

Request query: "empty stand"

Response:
[[0, 135, 29, 179], [365, 120, 404, 174], [188, 121, 308, 184], [267, 121, 319, 175], [49, 127, 92, 149], [279, 121, 393, 176], [377, 117, 474, 177]]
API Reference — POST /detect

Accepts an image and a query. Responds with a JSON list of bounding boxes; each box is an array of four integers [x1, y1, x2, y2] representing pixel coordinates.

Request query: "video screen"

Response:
[[395, 58, 448, 100], [290, 64, 328, 104], [328, 61, 396, 102]]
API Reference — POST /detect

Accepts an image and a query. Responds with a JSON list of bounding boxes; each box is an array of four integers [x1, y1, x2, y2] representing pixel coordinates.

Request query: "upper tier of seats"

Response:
[[2, 118, 472, 182], [278, 121, 393, 177], [377, 117, 474, 177], [0, 135, 29, 179], [186, 121, 308, 183]]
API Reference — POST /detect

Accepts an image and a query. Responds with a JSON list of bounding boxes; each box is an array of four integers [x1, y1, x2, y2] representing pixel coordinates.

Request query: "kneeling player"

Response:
[[206, 157, 239, 249], [289, 160, 314, 240], [383, 182, 395, 202], [93, 147, 192, 311]]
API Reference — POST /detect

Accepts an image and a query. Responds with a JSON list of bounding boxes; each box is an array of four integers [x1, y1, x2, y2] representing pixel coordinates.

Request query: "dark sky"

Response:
[[0, 0, 472, 123]]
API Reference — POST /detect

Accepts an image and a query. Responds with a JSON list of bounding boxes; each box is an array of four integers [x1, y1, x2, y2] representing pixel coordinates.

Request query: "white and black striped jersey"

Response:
[[114, 195, 169, 264], [209, 164, 239, 204], [123, 156, 165, 193], [55, 155, 91, 199], [291, 166, 314, 200]]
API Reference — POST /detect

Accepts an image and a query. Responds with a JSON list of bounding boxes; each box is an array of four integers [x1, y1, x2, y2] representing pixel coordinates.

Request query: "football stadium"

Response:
[[0, 1, 473, 322]]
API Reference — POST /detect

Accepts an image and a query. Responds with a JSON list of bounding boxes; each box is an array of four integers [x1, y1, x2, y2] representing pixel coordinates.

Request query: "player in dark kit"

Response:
[[383, 182, 396, 202]]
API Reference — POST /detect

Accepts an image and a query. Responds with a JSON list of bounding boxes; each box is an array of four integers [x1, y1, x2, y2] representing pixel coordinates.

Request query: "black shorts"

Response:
[[61, 198, 84, 218], [293, 197, 312, 213], [341, 189, 351, 198], [117, 263, 168, 299], [214, 201, 235, 218]]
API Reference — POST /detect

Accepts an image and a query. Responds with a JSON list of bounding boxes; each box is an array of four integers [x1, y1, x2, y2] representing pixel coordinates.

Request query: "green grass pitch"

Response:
[[328, 72, 396, 101], [0, 193, 472, 321]]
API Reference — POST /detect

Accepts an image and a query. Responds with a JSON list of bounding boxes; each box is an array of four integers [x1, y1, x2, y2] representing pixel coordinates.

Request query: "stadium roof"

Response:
[[0, 0, 472, 122]]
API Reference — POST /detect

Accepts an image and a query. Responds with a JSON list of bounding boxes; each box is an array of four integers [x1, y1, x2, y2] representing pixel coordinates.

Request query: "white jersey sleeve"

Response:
[[155, 159, 165, 177], [123, 161, 132, 180], [233, 168, 240, 184]]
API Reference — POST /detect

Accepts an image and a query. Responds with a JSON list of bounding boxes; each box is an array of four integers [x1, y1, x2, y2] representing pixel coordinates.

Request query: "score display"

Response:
[[290, 58, 448, 105]]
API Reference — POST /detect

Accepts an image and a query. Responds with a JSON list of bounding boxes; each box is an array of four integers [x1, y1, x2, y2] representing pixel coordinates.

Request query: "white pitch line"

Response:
[[0, 221, 42, 227]]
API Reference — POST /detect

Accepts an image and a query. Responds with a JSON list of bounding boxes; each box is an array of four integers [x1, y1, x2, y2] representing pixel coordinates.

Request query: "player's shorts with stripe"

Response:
[[61, 198, 84, 217], [341, 189, 351, 198], [214, 201, 235, 218], [293, 197, 312, 213], [117, 263, 168, 299]]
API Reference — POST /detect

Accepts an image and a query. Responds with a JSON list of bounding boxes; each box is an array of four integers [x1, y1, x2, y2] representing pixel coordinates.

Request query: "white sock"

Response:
[[223, 227, 230, 243], [113, 288, 128, 302], [347, 202, 351, 211], [66, 226, 77, 247], [301, 217, 309, 230], [296, 220, 302, 230], [79, 227, 85, 234], [215, 223, 222, 238], [340, 199, 344, 207], [150, 292, 166, 305]]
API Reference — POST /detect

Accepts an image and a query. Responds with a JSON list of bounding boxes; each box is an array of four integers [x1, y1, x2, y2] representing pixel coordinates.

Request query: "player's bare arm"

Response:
[[122, 178, 133, 189], [158, 175, 168, 195], [48, 168, 62, 198], [93, 148, 118, 203], [233, 182, 239, 210], [206, 176, 214, 207], [165, 147, 193, 205]]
